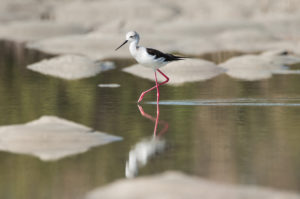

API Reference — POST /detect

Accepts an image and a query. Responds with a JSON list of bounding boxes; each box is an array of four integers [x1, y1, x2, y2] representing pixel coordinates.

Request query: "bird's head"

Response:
[[126, 31, 139, 42], [115, 31, 139, 51]]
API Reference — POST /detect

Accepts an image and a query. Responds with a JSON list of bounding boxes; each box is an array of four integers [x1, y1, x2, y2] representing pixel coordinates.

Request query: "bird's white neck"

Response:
[[129, 40, 139, 56]]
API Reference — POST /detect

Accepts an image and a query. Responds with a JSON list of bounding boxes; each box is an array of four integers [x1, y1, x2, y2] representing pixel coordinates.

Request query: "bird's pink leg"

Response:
[[137, 69, 170, 103], [156, 69, 169, 82], [154, 70, 160, 104], [154, 71, 160, 135]]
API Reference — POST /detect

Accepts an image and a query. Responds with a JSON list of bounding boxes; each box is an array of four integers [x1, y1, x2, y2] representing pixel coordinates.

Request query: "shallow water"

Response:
[[1, 41, 300, 198]]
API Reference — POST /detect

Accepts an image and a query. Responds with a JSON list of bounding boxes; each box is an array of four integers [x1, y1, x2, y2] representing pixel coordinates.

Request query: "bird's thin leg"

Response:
[[154, 70, 160, 135], [137, 69, 169, 103], [156, 69, 169, 83], [154, 70, 160, 105]]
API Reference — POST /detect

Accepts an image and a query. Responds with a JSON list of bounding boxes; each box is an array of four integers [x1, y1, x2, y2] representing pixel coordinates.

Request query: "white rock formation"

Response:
[[27, 31, 176, 60], [0, 0, 50, 22], [52, 0, 175, 29], [0, 0, 299, 58], [19, 0, 300, 58], [0, 116, 122, 161], [123, 59, 225, 85], [27, 54, 115, 80], [0, 21, 87, 42], [86, 171, 300, 199], [219, 50, 300, 81]]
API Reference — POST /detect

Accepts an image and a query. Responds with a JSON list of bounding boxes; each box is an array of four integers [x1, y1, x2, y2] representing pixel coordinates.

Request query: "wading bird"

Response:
[[115, 31, 184, 104]]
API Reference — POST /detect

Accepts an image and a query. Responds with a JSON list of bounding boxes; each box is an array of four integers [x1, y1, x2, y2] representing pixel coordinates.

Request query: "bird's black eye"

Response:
[[130, 35, 134, 38]]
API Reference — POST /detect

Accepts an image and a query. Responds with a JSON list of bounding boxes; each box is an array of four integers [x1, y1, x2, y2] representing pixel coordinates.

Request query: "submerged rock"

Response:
[[86, 171, 300, 199], [219, 50, 300, 80], [123, 59, 225, 85], [27, 54, 115, 80], [0, 116, 122, 161]]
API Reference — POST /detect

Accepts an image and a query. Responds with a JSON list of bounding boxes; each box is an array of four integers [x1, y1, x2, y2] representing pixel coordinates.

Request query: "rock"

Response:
[[164, 0, 300, 22], [123, 59, 225, 85], [159, 18, 300, 55], [27, 54, 115, 80], [27, 33, 129, 60], [85, 171, 300, 199], [0, 116, 122, 161], [0, 20, 87, 42], [27, 31, 175, 60], [0, 0, 50, 22], [27, 18, 300, 59], [219, 50, 300, 80], [1, 0, 300, 57], [52, 0, 175, 29]]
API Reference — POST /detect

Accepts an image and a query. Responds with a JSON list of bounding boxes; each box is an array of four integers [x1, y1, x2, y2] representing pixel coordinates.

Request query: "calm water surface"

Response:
[[0, 41, 300, 198]]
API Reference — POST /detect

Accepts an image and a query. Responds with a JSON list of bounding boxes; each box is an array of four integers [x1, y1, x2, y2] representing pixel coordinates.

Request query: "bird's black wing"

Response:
[[146, 48, 185, 61]]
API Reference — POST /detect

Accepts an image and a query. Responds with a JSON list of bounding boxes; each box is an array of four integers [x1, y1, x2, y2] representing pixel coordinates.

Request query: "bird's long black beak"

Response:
[[115, 40, 128, 51]]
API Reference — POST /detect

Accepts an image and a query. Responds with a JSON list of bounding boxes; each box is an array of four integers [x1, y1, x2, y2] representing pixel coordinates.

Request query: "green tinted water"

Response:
[[0, 41, 300, 199]]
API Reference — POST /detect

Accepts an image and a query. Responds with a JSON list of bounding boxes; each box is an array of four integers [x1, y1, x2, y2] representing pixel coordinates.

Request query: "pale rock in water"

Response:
[[52, 0, 175, 29], [27, 32, 175, 60], [86, 171, 300, 199], [0, 116, 122, 161], [219, 50, 300, 81], [123, 59, 225, 85], [1, 0, 300, 57], [0, 21, 87, 42], [27, 54, 115, 80]]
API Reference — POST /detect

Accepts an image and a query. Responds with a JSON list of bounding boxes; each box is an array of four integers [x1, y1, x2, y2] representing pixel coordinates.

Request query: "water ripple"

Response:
[[147, 98, 300, 106]]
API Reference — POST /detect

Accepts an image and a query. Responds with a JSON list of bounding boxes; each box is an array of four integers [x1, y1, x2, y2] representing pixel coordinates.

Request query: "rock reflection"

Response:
[[125, 104, 169, 178]]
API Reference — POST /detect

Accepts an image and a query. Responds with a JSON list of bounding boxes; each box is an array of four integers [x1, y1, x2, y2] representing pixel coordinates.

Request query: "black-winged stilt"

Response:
[[115, 31, 184, 104]]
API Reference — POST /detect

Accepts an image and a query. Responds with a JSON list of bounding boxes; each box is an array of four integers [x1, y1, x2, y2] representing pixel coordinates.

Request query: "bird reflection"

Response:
[[125, 104, 169, 178]]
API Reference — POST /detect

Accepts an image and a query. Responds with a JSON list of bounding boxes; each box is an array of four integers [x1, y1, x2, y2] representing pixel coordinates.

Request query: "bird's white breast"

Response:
[[130, 46, 167, 69]]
